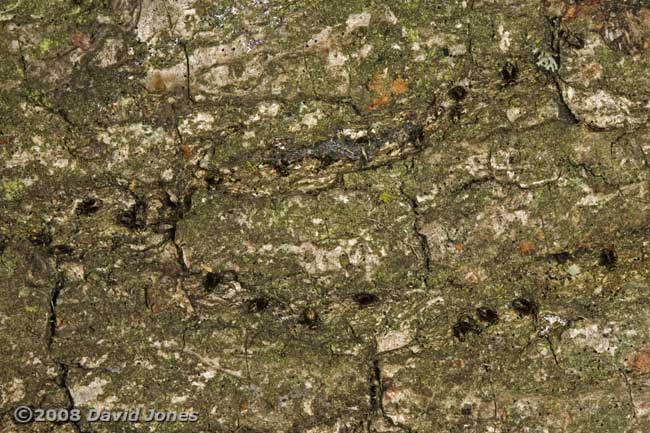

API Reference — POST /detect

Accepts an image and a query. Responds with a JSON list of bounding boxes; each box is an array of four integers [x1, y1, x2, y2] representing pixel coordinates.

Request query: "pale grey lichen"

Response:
[[533, 48, 559, 73]]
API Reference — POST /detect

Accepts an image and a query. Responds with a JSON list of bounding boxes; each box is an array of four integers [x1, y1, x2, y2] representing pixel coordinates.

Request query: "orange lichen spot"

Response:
[[180, 144, 192, 159], [366, 94, 390, 111], [365, 71, 408, 110], [563, 0, 600, 22], [518, 241, 534, 255], [367, 71, 387, 93], [449, 359, 465, 369], [626, 349, 650, 374], [389, 77, 408, 96], [581, 62, 602, 81], [640, 8, 650, 22], [464, 271, 479, 283], [70, 32, 91, 50], [146, 71, 167, 93]]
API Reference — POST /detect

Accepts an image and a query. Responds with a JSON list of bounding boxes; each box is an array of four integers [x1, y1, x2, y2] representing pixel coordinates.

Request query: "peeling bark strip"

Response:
[[267, 120, 425, 172]]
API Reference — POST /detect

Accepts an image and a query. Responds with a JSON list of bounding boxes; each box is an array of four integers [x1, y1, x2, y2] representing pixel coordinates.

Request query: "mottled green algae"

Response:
[[2, 0, 650, 432]]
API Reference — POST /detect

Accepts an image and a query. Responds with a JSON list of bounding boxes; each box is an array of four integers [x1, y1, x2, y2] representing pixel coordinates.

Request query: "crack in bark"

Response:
[[545, 15, 580, 125], [619, 367, 637, 419], [56, 362, 88, 433], [481, 363, 500, 425], [367, 343, 416, 432], [45, 275, 91, 432], [180, 41, 194, 103], [399, 182, 431, 288], [544, 335, 560, 366], [46, 274, 64, 350]]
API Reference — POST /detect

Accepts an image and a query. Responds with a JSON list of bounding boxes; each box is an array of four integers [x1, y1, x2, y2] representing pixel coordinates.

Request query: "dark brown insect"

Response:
[[29, 229, 52, 246], [500, 61, 518, 84], [551, 251, 572, 264], [352, 293, 378, 307], [448, 104, 464, 122], [203, 272, 221, 291], [448, 85, 467, 101], [453, 315, 482, 341], [476, 307, 499, 325], [299, 307, 319, 329], [117, 198, 147, 230], [599, 248, 617, 269], [512, 297, 538, 317], [560, 29, 585, 50], [52, 244, 74, 255], [76, 198, 103, 216], [203, 270, 237, 291], [460, 405, 472, 416], [246, 297, 269, 313]]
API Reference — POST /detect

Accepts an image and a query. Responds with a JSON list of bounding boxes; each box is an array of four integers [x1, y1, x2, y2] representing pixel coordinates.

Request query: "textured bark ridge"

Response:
[[2, 1, 650, 432]]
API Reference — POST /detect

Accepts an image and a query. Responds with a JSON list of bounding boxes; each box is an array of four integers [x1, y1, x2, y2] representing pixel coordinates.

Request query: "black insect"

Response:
[[512, 297, 538, 317], [599, 248, 617, 269], [76, 198, 103, 216], [203, 270, 237, 291], [299, 307, 319, 329], [449, 104, 464, 122], [476, 306, 499, 325], [246, 297, 269, 313], [28, 229, 52, 246], [441, 47, 450, 57], [560, 29, 585, 49], [551, 251, 572, 264], [453, 315, 482, 341], [448, 85, 467, 101], [203, 272, 222, 291], [52, 244, 74, 255], [272, 160, 291, 177], [352, 293, 378, 308], [117, 198, 147, 230], [500, 61, 518, 84], [204, 173, 224, 188]]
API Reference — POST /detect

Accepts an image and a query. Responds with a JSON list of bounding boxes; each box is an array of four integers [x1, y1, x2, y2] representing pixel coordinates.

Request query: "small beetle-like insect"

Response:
[[560, 29, 585, 50], [117, 199, 147, 230], [500, 61, 518, 84], [203, 272, 221, 291], [453, 315, 482, 341], [599, 248, 617, 269], [204, 270, 238, 291], [352, 293, 379, 308], [246, 297, 269, 313], [448, 85, 467, 101], [512, 297, 538, 317], [551, 251, 572, 264], [299, 307, 320, 329], [29, 229, 52, 246], [476, 306, 499, 325], [76, 198, 103, 216]]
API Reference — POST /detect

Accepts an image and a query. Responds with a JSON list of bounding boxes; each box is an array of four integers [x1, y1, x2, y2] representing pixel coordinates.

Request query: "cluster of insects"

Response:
[[453, 297, 538, 341]]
